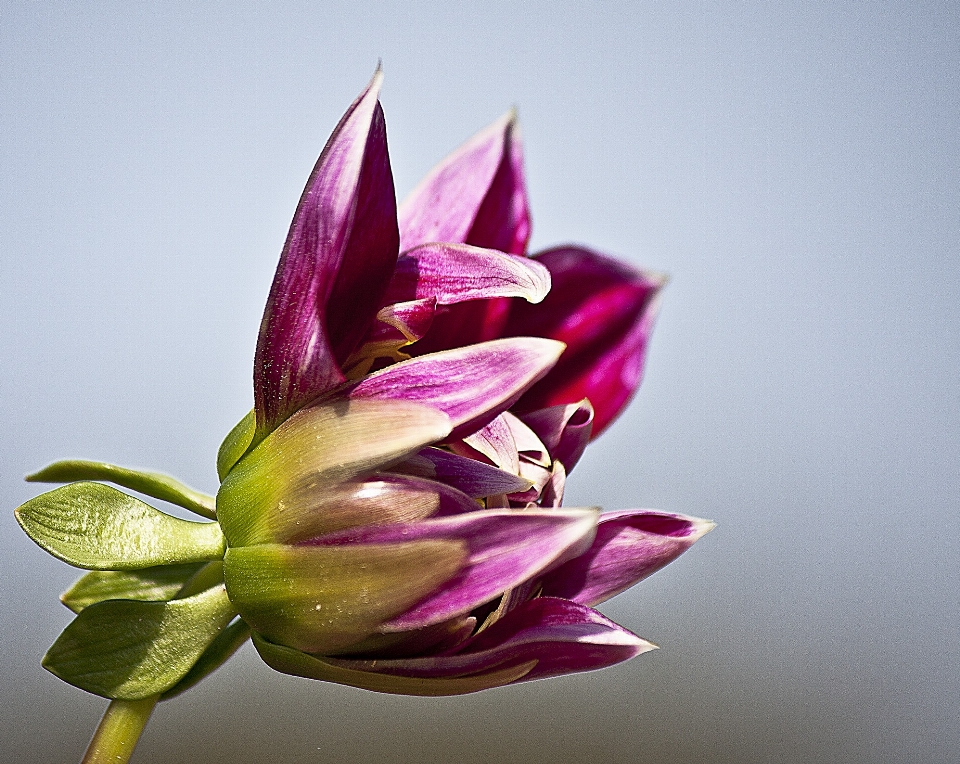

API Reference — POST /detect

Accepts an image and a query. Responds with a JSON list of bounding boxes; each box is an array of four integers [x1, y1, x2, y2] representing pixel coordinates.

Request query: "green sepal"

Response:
[[15, 482, 226, 570], [43, 584, 237, 700], [161, 618, 251, 699], [61, 563, 207, 613], [217, 410, 255, 481], [27, 460, 216, 519]]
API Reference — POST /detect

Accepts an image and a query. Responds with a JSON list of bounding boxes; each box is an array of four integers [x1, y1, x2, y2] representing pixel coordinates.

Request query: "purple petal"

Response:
[[538, 510, 715, 607], [398, 112, 529, 255], [504, 246, 666, 437], [254, 69, 399, 437], [303, 509, 598, 632], [384, 243, 549, 306], [520, 399, 594, 471], [393, 447, 534, 498], [321, 597, 654, 684], [348, 338, 564, 439]]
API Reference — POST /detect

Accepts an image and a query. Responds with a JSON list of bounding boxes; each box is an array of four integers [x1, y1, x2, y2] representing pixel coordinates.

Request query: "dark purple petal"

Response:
[[302, 509, 598, 632], [504, 246, 666, 437], [538, 510, 715, 607], [520, 399, 594, 471], [321, 597, 653, 684], [393, 447, 534, 498], [254, 70, 399, 438], [348, 338, 564, 439], [398, 112, 529, 255]]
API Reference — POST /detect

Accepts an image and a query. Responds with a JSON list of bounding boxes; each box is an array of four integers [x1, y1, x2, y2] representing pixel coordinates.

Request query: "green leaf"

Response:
[[217, 410, 255, 481], [26, 460, 216, 519], [61, 564, 207, 613], [43, 585, 237, 700], [161, 618, 251, 699], [15, 482, 226, 570]]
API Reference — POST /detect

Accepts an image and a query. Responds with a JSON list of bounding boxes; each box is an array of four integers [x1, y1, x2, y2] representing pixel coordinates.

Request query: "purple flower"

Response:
[[214, 69, 713, 695]]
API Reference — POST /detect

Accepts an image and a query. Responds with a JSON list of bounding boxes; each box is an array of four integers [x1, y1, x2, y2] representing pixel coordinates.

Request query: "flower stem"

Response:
[[81, 696, 159, 764]]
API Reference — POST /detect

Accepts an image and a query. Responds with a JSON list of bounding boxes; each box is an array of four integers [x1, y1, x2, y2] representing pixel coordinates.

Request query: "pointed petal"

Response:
[[349, 338, 564, 439], [399, 112, 529, 255], [304, 509, 597, 632], [505, 247, 666, 436], [520, 399, 594, 472], [385, 243, 549, 306], [393, 447, 534, 498], [538, 510, 715, 607], [502, 411, 551, 466], [254, 69, 399, 437], [253, 633, 537, 696], [216, 399, 451, 547], [320, 597, 653, 684]]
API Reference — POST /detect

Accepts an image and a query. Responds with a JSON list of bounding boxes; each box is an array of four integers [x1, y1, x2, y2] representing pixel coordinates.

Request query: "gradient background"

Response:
[[2, 2, 958, 762]]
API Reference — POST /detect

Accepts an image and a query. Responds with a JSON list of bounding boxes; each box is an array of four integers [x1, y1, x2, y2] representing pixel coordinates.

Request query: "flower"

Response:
[[15, 68, 711, 704]]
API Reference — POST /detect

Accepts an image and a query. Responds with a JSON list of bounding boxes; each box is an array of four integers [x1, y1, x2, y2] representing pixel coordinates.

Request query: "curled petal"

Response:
[[394, 447, 533, 498], [399, 111, 529, 255], [349, 338, 564, 439], [520, 399, 594, 472], [316, 597, 654, 687], [385, 243, 549, 306], [505, 247, 666, 437], [459, 415, 520, 474], [305, 509, 598, 632], [538, 510, 715, 607], [254, 69, 399, 438]]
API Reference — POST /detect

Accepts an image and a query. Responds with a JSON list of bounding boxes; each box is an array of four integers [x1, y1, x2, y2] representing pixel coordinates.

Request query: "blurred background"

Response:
[[2, 2, 957, 762]]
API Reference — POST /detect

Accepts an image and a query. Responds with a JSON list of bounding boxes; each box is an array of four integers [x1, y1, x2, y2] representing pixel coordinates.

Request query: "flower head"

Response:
[[15, 68, 711, 705]]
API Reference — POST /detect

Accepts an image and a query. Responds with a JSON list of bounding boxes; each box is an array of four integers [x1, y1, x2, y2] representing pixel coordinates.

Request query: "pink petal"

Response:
[[254, 69, 399, 437], [348, 338, 564, 439], [504, 246, 666, 437], [323, 597, 654, 684], [538, 510, 715, 607], [385, 243, 549, 306], [393, 447, 534, 498], [302, 509, 598, 632], [459, 415, 520, 475], [398, 112, 529, 255]]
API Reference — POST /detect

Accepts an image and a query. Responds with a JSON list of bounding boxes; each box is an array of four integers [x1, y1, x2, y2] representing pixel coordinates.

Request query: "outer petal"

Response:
[[216, 399, 451, 547], [254, 69, 399, 438], [398, 112, 529, 255], [504, 246, 667, 437], [315, 597, 654, 687], [538, 510, 715, 607], [304, 508, 598, 633], [349, 338, 565, 439]]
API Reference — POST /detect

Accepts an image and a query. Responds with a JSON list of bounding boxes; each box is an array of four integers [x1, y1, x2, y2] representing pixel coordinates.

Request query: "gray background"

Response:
[[2, 2, 958, 762]]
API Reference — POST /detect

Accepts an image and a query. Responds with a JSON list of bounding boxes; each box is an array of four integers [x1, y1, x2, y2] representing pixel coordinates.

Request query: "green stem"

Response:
[[81, 696, 159, 764]]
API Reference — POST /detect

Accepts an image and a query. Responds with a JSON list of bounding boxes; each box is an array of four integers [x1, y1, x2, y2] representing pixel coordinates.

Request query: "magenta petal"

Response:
[[398, 112, 529, 255], [520, 399, 594, 471], [385, 243, 549, 306], [254, 69, 399, 437], [394, 447, 534, 498], [303, 509, 597, 632], [349, 338, 564, 439], [538, 510, 715, 607], [504, 246, 666, 437], [325, 597, 653, 683]]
